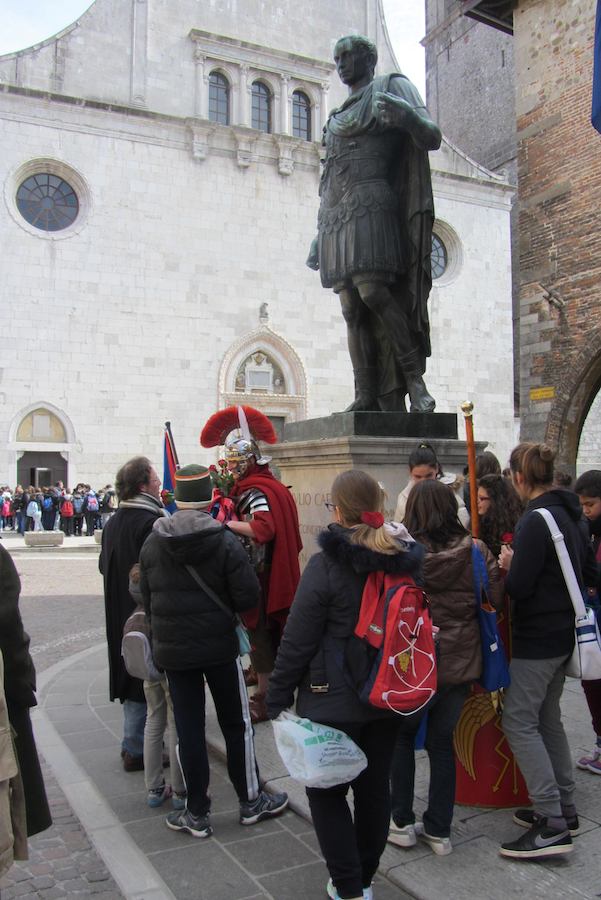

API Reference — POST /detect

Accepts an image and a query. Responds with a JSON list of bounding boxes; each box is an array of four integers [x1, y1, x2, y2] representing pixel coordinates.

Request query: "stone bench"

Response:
[[24, 531, 64, 548]]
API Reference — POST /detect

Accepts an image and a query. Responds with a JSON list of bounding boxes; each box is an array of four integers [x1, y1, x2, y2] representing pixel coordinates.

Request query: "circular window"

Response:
[[5, 159, 90, 240], [16, 173, 79, 232], [431, 233, 448, 280]]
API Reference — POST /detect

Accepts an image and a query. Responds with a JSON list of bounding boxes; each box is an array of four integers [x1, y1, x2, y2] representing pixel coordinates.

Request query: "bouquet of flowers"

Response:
[[209, 459, 235, 496], [208, 459, 237, 523]]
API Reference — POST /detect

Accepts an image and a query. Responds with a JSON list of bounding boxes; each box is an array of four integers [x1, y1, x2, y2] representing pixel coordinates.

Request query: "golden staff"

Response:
[[461, 401, 479, 538]]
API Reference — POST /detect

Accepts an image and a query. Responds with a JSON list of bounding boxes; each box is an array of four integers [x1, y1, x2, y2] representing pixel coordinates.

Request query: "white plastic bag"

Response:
[[272, 711, 367, 788]]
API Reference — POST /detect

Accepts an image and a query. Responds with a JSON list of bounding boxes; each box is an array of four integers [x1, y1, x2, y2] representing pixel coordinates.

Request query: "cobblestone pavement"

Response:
[[1, 550, 123, 899]]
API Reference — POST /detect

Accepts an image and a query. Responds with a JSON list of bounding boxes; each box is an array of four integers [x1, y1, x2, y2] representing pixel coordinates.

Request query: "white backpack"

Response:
[[121, 609, 162, 682]]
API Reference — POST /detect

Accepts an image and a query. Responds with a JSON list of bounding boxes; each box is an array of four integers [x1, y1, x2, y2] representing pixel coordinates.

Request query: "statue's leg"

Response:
[[356, 282, 436, 414], [338, 287, 379, 411]]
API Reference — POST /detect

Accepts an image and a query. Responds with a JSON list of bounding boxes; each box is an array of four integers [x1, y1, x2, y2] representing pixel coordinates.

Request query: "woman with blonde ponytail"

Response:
[[266, 470, 424, 900], [498, 442, 598, 859]]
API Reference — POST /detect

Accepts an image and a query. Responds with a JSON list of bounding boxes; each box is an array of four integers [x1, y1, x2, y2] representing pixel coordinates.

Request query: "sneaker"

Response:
[[165, 809, 212, 838], [577, 746, 601, 774], [172, 791, 187, 811], [415, 822, 452, 856], [239, 790, 288, 825], [388, 820, 417, 848], [325, 879, 365, 900], [147, 783, 172, 808], [512, 807, 580, 836], [500, 820, 572, 859]]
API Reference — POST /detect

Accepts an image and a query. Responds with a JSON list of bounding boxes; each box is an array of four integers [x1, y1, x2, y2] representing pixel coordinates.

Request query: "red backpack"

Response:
[[345, 572, 437, 716], [61, 500, 74, 517]]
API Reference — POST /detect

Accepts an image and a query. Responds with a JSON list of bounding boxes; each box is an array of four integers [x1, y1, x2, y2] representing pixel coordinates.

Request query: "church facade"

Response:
[[0, 0, 514, 488]]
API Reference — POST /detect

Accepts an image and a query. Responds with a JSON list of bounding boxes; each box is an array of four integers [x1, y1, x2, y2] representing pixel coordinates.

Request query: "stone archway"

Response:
[[8, 402, 78, 488], [545, 336, 601, 473]]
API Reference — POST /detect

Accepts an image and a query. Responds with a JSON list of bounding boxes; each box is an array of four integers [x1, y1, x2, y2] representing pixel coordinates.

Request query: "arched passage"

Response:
[[546, 337, 601, 473], [8, 402, 78, 488]]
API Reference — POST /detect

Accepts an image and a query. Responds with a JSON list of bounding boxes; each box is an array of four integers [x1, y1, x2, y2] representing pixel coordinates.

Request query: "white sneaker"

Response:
[[388, 819, 417, 848], [325, 877, 368, 899], [415, 822, 453, 856]]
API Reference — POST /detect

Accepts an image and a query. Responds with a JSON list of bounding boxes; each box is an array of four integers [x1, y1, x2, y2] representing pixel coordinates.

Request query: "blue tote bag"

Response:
[[471, 543, 510, 692]]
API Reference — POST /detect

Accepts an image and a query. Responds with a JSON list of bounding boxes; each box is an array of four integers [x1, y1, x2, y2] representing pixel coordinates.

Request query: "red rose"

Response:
[[501, 532, 513, 545], [209, 465, 217, 472]]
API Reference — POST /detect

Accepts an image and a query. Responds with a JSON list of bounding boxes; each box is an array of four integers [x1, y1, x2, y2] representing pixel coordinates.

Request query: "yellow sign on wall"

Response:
[[530, 386, 556, 401]]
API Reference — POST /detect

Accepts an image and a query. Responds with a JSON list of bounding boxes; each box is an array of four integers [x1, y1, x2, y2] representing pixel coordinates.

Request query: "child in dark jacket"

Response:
[[139, 464, 288, 840], [267, 470, 424, 900], [499, 443, 598, 860]]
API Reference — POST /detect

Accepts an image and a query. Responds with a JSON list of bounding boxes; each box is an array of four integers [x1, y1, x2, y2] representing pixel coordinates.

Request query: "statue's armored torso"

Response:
[[317, 83, 406, 289]]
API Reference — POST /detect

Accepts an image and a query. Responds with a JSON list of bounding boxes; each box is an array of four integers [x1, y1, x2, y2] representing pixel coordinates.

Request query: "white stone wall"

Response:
[[577, 392, 601, 475], [0, 0, 515, 487]]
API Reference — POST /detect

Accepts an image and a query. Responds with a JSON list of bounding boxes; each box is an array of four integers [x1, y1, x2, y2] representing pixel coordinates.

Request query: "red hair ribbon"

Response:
[[360, 511, 384, 529]]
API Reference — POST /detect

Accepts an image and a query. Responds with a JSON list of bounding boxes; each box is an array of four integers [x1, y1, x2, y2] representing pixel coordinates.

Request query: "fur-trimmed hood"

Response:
[[318, 523, 424, 578]]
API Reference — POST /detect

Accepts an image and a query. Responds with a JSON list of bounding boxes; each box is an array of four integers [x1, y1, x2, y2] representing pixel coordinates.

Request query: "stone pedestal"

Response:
[[271, 413, 485, 567]]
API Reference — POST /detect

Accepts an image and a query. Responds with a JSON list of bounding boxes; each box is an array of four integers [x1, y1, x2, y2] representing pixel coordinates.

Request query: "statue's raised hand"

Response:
[[373, 91, 413, 129]]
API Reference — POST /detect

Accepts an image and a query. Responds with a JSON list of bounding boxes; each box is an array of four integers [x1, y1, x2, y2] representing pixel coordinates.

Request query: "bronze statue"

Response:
[[307, 35, 442, 412]]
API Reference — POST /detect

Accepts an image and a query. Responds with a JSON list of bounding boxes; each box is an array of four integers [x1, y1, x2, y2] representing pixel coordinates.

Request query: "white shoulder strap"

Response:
[[534, 508, 586, 618]]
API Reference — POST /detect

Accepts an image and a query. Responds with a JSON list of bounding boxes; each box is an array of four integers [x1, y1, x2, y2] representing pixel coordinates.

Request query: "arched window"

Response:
[[251, 81, 272, 133], [292, 90, 311, 141], [208, 71, 230, 125]]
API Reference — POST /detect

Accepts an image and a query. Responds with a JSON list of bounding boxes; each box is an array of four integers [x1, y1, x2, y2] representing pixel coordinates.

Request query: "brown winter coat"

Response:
[[423, 535, 504, 686]]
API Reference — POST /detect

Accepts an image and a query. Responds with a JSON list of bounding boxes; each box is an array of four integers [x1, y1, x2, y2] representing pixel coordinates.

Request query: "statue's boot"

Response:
[[345, 367, 379, 412], [398, 352, 436, 413]]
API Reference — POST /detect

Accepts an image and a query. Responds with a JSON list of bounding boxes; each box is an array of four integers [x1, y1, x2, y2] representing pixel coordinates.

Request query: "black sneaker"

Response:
[[239, 790, 288, 825], [500, 820, 572, 859], [166, 809, 212, 838], [512, 807, 580, 836]]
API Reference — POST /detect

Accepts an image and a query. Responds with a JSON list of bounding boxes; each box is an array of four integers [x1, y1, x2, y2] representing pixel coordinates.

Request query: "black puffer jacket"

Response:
[[506, 489, 598, 659], [266, 524, 424, 724], [139, 510, 260, 670]]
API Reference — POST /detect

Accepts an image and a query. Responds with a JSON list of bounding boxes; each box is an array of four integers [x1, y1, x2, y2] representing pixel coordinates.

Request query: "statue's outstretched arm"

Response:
[[373, 91, 442, 152]]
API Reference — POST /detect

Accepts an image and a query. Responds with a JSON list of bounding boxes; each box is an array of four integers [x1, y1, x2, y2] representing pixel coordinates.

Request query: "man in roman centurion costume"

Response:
[[200, 406, 302, 724], [307, 34, 442, 413]]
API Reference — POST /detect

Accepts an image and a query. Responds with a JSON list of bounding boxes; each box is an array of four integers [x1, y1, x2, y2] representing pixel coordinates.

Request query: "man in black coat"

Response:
[[99, 456, 167, 771]]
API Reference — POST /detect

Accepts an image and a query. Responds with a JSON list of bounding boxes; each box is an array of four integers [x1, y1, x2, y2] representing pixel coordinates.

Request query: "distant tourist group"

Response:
[[0, 482, 117, 537]]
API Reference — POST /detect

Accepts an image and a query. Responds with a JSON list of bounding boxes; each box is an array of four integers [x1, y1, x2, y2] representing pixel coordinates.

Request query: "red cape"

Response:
[[231, 467, 302, 628]]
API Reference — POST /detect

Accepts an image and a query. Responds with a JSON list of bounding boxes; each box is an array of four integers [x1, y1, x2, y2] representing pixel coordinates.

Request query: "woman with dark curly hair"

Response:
[[477, 474, 524, 559]]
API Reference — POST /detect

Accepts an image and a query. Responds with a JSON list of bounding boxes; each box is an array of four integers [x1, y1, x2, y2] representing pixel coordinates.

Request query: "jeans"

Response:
[[16, 511, 26, 534], [502, 656, 575, 818], [143, 678, 185, 794], [306, 718, 398, 900], [122, 699, 147, 757], [391, 683, 469, 837], [167, 658, 260, 817]]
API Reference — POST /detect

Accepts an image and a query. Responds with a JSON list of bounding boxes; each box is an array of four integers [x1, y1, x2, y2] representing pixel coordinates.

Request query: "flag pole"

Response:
[[165, 421, 180, 470], [461, 401, 479, 538]]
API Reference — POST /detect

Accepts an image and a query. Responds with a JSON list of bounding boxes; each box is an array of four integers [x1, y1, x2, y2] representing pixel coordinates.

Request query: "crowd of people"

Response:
[[3, 408, 601, 900], [0, 483, 117, 537]]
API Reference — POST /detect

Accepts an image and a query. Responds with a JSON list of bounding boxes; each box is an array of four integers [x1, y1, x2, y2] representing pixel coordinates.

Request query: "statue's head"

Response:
[[334, 35, 378, 86]]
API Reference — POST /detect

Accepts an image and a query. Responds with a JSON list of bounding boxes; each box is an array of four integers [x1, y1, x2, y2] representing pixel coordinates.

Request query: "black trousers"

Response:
[[306, 717, 398, 900], [167, 658, 260, 817]]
